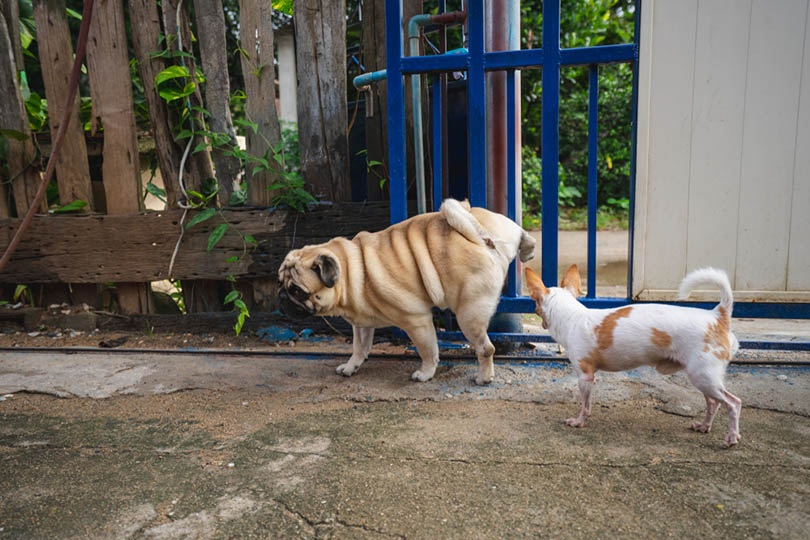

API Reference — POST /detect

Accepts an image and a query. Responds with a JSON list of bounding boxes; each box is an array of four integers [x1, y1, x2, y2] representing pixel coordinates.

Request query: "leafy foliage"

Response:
[[520, 0, 636, 221]]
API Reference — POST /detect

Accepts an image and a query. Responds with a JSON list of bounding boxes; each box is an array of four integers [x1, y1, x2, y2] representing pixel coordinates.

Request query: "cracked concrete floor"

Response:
[[1, 351, 809, 539]]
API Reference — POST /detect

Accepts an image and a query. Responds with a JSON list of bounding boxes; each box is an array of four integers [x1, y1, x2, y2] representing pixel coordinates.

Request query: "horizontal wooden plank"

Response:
[[0, 202, 390, 284]]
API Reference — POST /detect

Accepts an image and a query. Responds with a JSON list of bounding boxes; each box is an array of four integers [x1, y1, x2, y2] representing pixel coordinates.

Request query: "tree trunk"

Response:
[[238, 0, 281, 206], [32, 0, 93, 212], [294, 0, 349, 202], [86, 0, 151, 314], [194, 0, 241, 207]]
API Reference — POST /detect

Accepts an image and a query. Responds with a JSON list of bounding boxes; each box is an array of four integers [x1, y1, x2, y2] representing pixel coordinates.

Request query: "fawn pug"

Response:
[[525, 265, 742, 446], [279, 199, 535, 384]]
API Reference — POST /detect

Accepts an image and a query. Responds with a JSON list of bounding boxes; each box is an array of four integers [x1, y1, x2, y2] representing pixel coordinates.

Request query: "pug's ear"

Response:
[[313, 254, 339, 288]]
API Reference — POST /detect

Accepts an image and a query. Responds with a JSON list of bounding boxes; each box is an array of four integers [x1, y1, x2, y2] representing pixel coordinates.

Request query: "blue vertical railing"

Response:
[[386, 0, 636, 312]]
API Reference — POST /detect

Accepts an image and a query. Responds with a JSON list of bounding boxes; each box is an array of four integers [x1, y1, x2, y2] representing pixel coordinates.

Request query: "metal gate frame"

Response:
[[383, 0, 809, 322]]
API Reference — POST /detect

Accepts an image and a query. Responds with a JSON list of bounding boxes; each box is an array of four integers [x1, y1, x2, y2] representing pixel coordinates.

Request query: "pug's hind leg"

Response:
[[405, 319, 440, 382], [337, 326, 375, 377]]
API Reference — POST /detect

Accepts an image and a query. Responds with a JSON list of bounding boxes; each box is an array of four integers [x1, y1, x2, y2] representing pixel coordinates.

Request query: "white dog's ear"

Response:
[[524, 267, 548, 300], [313, 254, 339, 288], [560, 264, 583, 296]]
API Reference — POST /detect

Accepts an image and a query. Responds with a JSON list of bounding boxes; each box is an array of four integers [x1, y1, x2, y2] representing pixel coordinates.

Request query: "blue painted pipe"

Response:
[[352, 69, 388, 89]]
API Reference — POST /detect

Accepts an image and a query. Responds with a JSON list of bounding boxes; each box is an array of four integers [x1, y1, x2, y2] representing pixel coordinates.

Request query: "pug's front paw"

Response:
[[336, 363, 358, 377], [411, 369, 435, 382]]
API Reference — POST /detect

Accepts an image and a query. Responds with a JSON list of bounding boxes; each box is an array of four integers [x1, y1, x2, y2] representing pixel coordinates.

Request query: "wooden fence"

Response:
[[0, 0, 380, 315]]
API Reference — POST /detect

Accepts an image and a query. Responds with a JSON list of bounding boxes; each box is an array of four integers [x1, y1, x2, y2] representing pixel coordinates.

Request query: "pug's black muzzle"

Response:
[[278, 286, 315, 320]]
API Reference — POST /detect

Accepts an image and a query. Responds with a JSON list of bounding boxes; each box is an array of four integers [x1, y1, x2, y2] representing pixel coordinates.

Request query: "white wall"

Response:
[[633, 0, 810, 302]]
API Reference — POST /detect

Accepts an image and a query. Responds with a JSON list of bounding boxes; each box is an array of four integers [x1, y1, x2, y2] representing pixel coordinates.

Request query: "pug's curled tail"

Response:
[[440, 199, 496, 250]]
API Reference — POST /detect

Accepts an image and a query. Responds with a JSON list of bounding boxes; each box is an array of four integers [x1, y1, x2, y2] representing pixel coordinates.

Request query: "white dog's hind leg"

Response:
[[686, 368, 742, 446], [566, 372, 594, 428], [337, 326, 375, 377], [691, 395, 720, 433], [406, 319, 440, 382]]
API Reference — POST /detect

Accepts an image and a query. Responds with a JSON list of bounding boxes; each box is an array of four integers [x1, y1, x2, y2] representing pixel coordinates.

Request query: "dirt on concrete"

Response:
[[1, 336, 809, 539]]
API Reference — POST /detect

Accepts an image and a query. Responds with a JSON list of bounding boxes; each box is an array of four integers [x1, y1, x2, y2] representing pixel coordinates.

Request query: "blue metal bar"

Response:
[[433, 330, 810, 351], [497, 294, 810, 319], [560, 44, 637, 65], [541, 0, 561, 286], [432, 76, 443, 212], [626, 0, 642, 298], [587, 65, 599, 298], [385, 0, 407, 224], [484, 48, 546, 70], [506, 69, 519, 297], [467, 0, 487, 207], [401, 53, 469, 73]]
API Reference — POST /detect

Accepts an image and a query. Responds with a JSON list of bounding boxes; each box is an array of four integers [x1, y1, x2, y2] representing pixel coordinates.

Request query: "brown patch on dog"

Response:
[[560, 264, 583, 296], [578, 306, 634, 375], [655, 358, 683, 374], [650, 327, 672, 349], [705, 306, 732, 360]]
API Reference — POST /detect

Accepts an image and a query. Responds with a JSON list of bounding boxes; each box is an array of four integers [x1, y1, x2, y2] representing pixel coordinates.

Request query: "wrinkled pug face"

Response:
[[277, 248, 340, 318]]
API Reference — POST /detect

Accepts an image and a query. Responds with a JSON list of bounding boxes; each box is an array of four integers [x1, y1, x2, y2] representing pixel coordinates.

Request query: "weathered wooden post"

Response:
[[294, 0, 350, 201], [129, 0, 184, 209], [0, 6, 41, 218], [31, 0, 94, 212], [85, 0, 151, 313], [194, 0, 241, 207], [238, 0, 282, 207]]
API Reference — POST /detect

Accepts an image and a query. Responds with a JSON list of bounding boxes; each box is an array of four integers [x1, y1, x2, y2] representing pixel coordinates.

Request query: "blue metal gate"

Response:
[[382, 0, 809, 322], [385, 0, 638, 310]]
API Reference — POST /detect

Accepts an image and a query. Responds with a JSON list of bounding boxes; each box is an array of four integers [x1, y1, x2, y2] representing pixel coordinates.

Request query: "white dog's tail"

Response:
[[440, 198, 495, 249], [678, 267, 734, 314]]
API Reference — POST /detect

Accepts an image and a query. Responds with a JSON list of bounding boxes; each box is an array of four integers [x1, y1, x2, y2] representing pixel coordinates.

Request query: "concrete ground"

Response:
[[2, 230, 809, 538], [1, 344, 809, 539]]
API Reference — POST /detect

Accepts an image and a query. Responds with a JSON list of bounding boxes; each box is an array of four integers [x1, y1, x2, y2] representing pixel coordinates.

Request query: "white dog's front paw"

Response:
[[336, 362, 359, 377], [411, 369, 435, 382]]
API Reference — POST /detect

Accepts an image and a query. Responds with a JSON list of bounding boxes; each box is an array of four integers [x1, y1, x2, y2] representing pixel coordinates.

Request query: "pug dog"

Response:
[[278, 199, 535, 384]]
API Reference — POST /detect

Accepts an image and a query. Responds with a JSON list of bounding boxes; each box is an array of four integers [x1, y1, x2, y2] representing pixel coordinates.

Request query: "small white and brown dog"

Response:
[[524, 265, 742, 446]]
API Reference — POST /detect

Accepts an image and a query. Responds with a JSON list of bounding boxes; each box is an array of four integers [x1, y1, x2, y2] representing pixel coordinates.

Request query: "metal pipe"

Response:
[[352, 69, 388, 89], [408, 12, 467, 214], [408, 14, 432, 214]]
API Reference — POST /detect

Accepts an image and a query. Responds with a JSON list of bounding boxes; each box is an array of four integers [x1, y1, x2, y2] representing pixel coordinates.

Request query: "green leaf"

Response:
[[185, 207, 216, 229], [207, 223, 229, 252], [145, 182, 167, 203], [51, 199, 87, 213], [154, 65, 190, 87], [225, 256, 239, 263], [229, 189, 247, 207], [193, 141, 209, 154], [13, 285, 27, 302], [234, 299, 248, 312], [0, 129, 28, 141], [65, 7, 82, 19], [243, 234, 257, 246], [223, 290, 240, 304]]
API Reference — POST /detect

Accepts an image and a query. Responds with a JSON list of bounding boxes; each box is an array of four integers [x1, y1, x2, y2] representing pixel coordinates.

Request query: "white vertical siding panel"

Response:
[[642, 0, 698, 290], [685, 0, 751, 277], [735, 0, 807, 290], [631, 0, 655, 298], [788, 2, 810, 290]]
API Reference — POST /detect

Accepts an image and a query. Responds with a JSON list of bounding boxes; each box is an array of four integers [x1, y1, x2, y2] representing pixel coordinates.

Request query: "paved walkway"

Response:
[[1, 348, 809, 538]]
